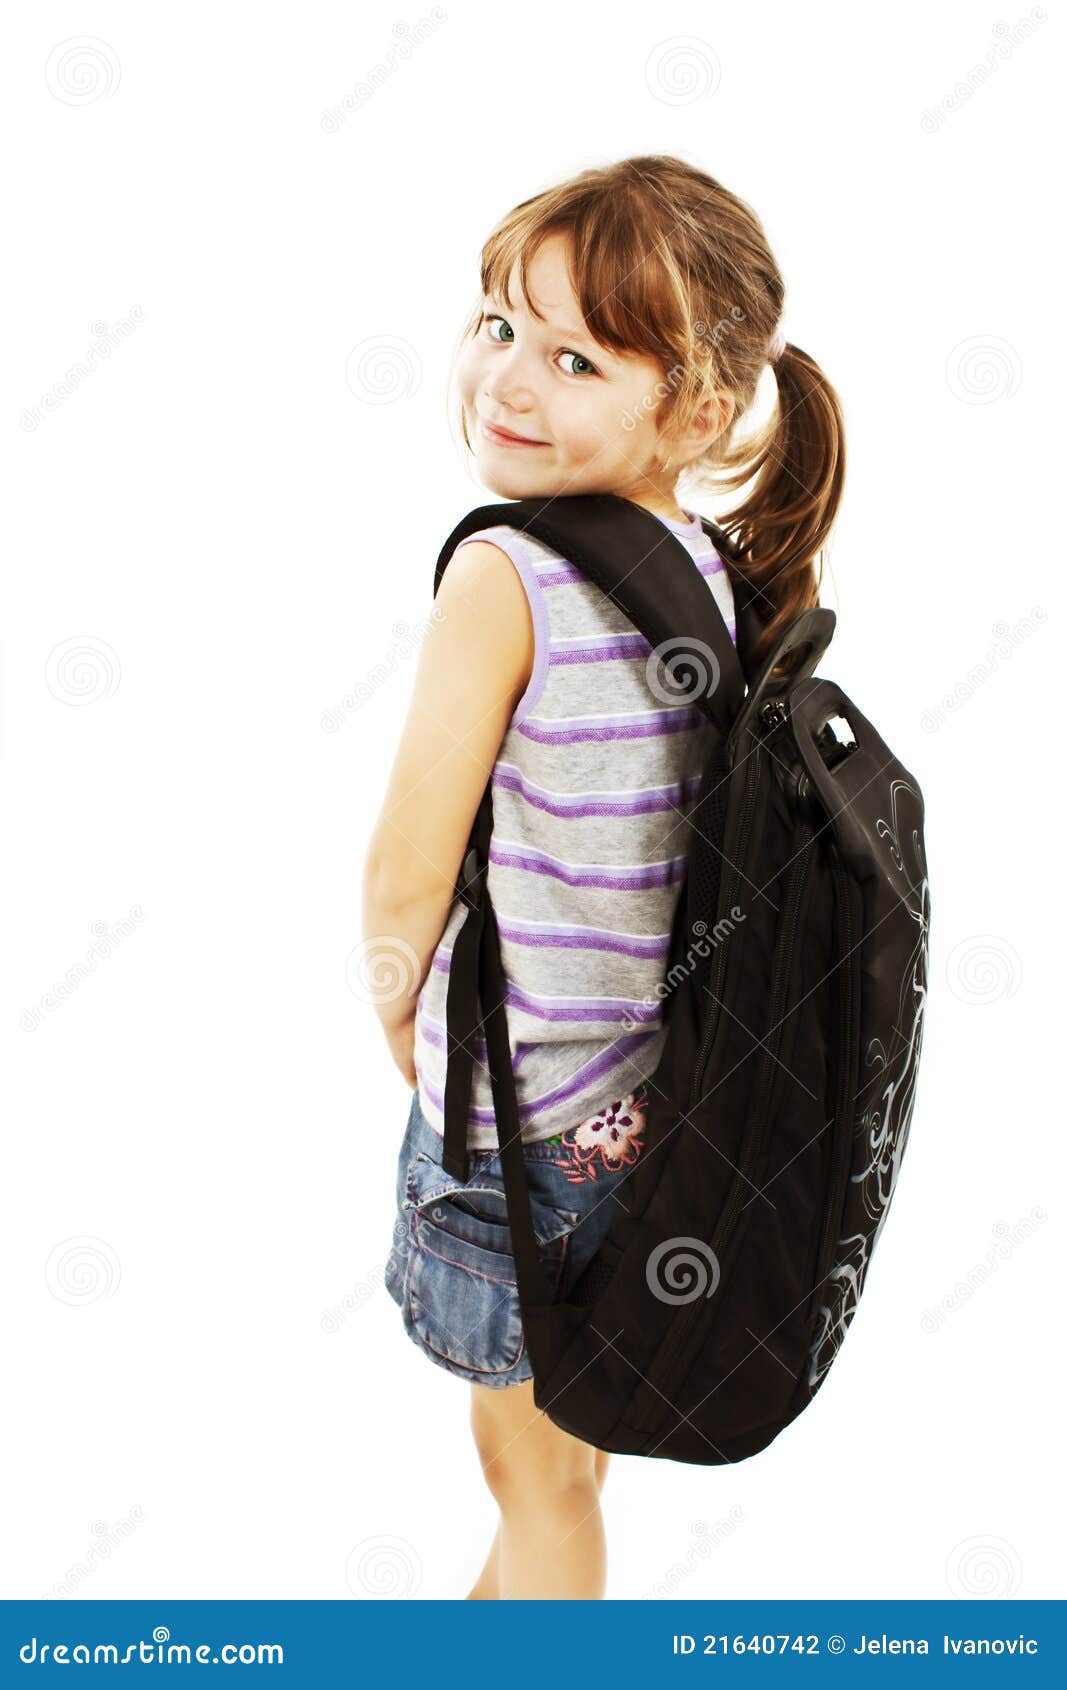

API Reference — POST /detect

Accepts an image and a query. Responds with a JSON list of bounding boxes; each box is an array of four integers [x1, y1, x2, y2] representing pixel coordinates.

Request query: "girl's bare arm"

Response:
[[361, 542, 534, 1063]]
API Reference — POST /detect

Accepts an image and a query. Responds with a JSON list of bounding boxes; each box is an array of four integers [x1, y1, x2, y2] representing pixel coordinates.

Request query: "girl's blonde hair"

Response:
[[452, 153, 846, 670]]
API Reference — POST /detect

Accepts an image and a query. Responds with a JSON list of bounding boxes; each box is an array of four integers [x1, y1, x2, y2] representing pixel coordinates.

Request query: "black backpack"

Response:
[[433, 493, 930, 1465]]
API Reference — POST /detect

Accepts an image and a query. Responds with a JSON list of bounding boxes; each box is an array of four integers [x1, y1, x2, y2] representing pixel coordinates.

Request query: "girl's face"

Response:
[[456, 232, 684, 515]]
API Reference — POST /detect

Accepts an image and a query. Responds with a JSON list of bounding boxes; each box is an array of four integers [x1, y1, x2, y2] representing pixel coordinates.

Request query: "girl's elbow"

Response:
[[364, 850, 445, 913]]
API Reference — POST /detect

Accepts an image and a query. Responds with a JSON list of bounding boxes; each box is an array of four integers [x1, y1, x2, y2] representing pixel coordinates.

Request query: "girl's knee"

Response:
[[483, 1445, 598, 1507], [470, 1383, 598, 1500]]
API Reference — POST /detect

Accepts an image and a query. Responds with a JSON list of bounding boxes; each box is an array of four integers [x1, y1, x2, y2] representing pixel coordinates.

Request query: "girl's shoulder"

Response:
[[450, 520, 563, 569], [448, 522, 566, 620]]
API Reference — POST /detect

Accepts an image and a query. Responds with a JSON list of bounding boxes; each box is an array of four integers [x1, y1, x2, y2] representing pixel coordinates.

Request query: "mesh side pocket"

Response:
[[567, 1240, 622, 1307], [686, 744, 731, 928], [664, 743, 731, 1017]]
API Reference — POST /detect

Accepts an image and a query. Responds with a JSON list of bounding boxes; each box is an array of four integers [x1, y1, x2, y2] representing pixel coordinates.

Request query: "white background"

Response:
[[2, 0, 1062, 1602]]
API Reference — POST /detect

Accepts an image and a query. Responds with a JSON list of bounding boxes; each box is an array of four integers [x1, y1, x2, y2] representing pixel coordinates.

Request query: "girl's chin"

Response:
[[477, 464, 554, 497]]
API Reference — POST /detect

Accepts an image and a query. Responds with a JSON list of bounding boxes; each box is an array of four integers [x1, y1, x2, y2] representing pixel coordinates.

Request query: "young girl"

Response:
[[363, 153, 845, 1600]]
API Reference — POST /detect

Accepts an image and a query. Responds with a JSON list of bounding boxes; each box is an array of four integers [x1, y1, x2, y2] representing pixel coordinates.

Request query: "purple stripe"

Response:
[[417, 1012, 502, 1066], [424, 963, 661, 1024], [534, 551, 725, 587], [419, 1011, 541, 1076], [517, 705, 704, 745], [533, 564, 585, 588], [504, 979, 663, 1024], [489, 839, 688, 890], [549, 633, 651, 663], [425, 919, 671, 962], [418, 1015, 484, 1060], [418, 1030, 660, 1126], [495, 916, 671, 959], [491, 763, 701, 819], [544, 614, 735, 654]]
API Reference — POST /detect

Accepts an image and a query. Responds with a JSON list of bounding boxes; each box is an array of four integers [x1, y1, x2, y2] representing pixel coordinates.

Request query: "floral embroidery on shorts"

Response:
[[544, 1082, 649, 1183]]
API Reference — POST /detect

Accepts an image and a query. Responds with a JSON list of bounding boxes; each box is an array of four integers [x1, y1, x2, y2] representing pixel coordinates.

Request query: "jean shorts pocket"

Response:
[[401, 1150, 520, 1374], [407, 1196, 525, 1376], [403, 1145, 591, 1375]]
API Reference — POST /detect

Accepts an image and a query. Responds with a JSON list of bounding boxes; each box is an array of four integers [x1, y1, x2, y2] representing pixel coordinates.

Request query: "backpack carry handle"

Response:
[[726, 607, 836, 761]]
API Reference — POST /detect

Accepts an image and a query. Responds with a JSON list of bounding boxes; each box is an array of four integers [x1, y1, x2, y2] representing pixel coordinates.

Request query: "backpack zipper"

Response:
[[809, 842, 858, 1304], [629, 815, 816, 1433]]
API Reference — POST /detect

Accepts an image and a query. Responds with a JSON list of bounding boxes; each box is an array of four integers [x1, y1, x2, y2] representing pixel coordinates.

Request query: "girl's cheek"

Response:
[[455, 367, 475, 411], [454, 344, 482, 403], [556, 416, 617, 465]]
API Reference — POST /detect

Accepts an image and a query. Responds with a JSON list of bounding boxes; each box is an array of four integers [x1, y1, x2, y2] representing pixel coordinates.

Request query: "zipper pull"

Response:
[[759, 697, 825, 822], [759, 698, 789, 733]]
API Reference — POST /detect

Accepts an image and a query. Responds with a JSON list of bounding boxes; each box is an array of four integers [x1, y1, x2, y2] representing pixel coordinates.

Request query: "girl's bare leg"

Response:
[[466, 1444, 610, 1598], [465, 1380, 612, 1600]]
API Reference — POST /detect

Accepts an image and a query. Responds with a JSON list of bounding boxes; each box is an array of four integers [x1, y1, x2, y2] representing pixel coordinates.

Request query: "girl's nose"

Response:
[[483, 377, 536, 415], [482, 350, 539, 411]]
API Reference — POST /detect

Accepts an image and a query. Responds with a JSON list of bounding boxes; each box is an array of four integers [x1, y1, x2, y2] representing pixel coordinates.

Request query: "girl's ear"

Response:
[[663, 389, 734, 469], [691, 389, 735, 451]]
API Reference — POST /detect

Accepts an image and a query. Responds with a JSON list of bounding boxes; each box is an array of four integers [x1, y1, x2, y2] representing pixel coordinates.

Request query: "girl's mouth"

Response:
[[480, 418, 549, 449]]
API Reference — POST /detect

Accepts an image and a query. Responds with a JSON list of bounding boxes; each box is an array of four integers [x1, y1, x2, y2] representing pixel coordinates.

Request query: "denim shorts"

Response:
[[384, 1082, 648, 1389]]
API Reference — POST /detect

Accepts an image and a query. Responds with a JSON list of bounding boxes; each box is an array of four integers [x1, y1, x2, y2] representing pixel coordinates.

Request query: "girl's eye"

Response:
[[481, 313, 600, 377], [557, 350, 598, 377], [483, 313, 514, 344]]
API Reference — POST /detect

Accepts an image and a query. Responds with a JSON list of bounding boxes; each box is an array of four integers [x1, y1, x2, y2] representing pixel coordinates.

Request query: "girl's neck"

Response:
[[626, 492, 694, 527]]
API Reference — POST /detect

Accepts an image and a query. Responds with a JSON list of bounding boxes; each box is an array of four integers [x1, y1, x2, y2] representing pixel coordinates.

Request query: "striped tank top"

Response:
[[414, 506, 737, 1151]]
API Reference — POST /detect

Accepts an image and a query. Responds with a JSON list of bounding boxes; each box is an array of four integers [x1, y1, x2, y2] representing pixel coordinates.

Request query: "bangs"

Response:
[[479, 194, 689, 366]]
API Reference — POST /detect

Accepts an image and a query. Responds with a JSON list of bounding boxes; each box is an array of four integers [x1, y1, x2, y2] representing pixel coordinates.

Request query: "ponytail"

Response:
[[710, 342, 847, 675]]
